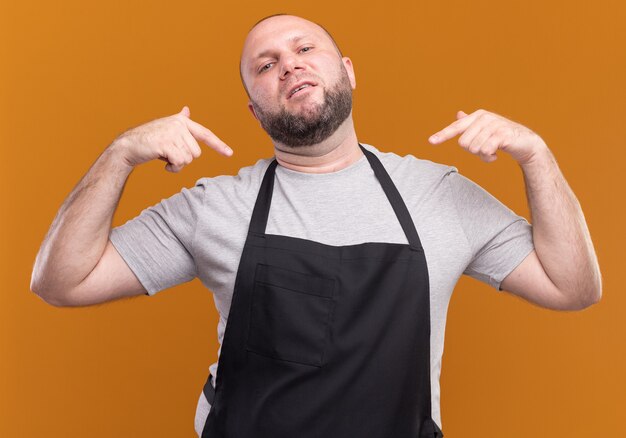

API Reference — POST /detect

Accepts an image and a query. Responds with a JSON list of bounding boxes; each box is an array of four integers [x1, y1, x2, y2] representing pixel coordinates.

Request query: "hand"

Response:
[[428, 109, 547, 165], [111, 106, 233, 173]]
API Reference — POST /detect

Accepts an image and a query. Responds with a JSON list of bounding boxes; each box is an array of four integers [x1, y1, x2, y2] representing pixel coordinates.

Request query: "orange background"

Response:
[[1, 0, 624, 436]]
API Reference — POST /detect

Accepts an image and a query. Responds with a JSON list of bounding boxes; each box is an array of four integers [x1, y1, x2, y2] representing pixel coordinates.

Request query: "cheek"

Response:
[[251, 88, 282, 112], [250, 81, 275, 103], [261, 76, 283, 96]]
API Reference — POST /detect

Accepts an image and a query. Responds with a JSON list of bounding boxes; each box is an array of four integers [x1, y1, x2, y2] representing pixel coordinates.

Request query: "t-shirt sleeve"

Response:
[[109, 178, 206, 296], [446, 168, 535, 291]]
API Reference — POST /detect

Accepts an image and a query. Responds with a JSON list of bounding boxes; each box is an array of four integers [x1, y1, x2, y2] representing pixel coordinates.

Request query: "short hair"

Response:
[[239, 14, 344, 98]]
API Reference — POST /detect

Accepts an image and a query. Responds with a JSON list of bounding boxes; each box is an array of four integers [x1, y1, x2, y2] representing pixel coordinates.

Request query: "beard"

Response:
[[250, 65, 353, 148]]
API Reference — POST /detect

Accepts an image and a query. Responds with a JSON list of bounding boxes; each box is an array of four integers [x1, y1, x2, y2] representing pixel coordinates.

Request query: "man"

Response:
[[30, 13, 602, 438]]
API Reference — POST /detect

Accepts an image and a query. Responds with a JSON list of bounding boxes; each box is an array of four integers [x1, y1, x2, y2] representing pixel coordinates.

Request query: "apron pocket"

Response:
[[245, 263, 335, 367]]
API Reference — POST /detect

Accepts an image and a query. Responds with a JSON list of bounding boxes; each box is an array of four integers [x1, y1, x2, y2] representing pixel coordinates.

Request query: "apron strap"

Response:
[[248, 143, 423, 251], [360, 144, 423, 251], [203, 373, 216, 405]]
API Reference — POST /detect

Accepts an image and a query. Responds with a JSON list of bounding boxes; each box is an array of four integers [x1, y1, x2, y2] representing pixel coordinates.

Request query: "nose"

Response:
[[279, 53, 304, 80]]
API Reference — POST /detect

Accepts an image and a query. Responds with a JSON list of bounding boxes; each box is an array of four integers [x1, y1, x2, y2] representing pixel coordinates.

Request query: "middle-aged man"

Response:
[[31, 13, 602, 438]]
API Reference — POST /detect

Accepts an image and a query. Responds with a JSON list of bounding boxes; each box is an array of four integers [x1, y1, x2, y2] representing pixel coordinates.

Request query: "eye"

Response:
[[257, 47, 312, 74], [259, 62, 274, 73]]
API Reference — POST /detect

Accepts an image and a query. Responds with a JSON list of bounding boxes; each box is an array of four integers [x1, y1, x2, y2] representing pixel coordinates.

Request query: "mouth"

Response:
[[287, 81, 317, 99]]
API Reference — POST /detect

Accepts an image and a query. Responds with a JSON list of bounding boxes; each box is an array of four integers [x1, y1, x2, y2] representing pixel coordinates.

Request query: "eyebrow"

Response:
[[252, 34, 311, 65]]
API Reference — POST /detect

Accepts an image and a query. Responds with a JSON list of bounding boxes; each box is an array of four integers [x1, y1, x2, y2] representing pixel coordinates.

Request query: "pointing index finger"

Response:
[[184, 117, 233, 156], [428, 112, 476, 144]]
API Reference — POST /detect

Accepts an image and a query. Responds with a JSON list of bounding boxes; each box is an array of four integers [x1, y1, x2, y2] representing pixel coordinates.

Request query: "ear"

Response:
[[247, 101, 259, 121], [341, 57, 356, 90]]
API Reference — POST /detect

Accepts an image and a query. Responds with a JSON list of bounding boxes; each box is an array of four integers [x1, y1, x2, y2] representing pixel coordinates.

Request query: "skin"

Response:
[[31, 14, 601, 313], [239, 15, 602, 310], [239, 15, 364, 174], [429, 109, 602, 309]]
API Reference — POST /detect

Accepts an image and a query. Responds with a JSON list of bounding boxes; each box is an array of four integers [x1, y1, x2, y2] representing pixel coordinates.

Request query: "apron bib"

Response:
[[201, 144, 443, 437]]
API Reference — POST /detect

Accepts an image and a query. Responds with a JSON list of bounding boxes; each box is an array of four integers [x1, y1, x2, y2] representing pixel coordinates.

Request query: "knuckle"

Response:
[[496, 128, 509, 140], [189, 141, 202, 158], [469, 143, 481, 153], [173, 117, 187, 130], [171, 156, 184, 166]]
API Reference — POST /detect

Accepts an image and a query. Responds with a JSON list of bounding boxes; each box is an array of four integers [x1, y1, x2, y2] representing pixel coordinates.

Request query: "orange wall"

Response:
[[1, 1, 623, 436]]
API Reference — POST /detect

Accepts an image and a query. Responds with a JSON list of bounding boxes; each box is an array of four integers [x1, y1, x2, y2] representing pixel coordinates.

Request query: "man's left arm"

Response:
[[429, 109, 602, 311]]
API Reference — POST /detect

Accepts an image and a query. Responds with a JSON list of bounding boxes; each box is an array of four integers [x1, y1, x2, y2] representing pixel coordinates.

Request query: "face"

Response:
[[240, 16, 356, 147]]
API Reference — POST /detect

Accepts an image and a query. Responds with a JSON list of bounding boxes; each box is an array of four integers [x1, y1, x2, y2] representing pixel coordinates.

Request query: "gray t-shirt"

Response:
[[109, 142, 534, 436]]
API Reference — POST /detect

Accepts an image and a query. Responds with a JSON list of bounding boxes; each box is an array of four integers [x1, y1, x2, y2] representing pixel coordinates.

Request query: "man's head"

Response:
[[239, 14, 356, 148]]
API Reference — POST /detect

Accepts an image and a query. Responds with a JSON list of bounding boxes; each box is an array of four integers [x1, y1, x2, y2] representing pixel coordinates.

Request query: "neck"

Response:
[[272, 116, 363, 174]]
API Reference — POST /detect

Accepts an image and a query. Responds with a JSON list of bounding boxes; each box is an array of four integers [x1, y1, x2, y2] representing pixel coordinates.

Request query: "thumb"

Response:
[[179, 105, 191, 118], [456, 110, 467, 119]]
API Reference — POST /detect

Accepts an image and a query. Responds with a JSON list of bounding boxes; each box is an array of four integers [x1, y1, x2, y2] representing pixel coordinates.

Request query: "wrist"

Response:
[[518, 138, 551, 169], [106, 136, 135, 174]]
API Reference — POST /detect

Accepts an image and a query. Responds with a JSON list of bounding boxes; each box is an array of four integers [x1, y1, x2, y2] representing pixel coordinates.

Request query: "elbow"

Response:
[[580, 269, 604, 309], [582, 292, 602, 310], [34, 292, 73, 307], [30, 277, 72, 308], [588, 266, 604, 306], [30, 287, 69, 307], [29, 273, 48, 303], [569, 288, 602, 311], [36, 293, 72, 308], [30, 263, 75, 307], [565, 268, 603, 310], [30, 265, 51, 303], [589, 288, 602, 306]]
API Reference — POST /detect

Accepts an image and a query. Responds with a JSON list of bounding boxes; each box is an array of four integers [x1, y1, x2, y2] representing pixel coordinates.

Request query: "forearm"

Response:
[[31, 138, 134, 297], [519, 144, 602, 306]]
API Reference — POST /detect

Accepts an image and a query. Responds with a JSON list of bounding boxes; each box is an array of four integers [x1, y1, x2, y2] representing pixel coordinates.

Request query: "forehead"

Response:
[[240, 16, 331, 71]]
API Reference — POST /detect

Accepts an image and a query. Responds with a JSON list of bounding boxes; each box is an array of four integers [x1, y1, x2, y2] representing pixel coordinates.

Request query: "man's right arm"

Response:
[[29, 106, 233, 307], [30, 139, 145, 306]]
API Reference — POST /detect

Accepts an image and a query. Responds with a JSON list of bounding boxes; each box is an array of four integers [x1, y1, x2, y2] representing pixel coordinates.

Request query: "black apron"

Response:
[[201, 143, 444, 437]]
